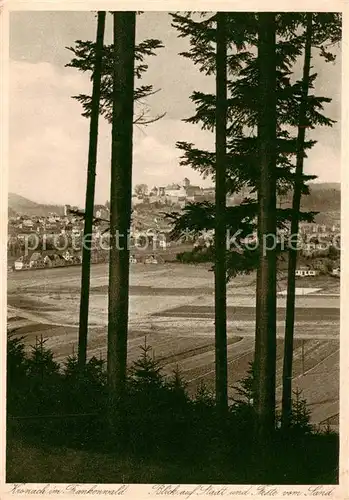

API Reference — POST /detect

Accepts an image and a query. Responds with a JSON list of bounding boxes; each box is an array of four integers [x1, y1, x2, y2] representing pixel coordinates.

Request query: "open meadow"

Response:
[[7, 262, 339, 427]]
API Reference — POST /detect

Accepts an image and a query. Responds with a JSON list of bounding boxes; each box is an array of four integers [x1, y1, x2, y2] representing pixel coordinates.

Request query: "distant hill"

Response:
[[279, 182, 340, 225], [302, 182, 340, 210], [8, 193, 64, 217], [309, 182, 340, 191], [8, 206, 17, 218], [305, 183, 340, 225]]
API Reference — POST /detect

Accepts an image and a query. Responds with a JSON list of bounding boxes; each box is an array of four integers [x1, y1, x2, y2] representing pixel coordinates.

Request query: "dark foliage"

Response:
[[7, 334, 338, 483], [66, 33, 165, 124], [166, 13, 339, 281]]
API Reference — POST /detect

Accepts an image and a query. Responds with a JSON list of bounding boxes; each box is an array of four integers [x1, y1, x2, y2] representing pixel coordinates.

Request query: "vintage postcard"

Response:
[[0, 0, 347, 498]]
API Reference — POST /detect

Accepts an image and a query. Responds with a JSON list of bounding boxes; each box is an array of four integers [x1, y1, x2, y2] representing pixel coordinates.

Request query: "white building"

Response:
[[145, 255, 158, 264], [295, 268, 319, 278], [164, 184, 186, 198], [14, 256, 24, 270], [331, 267, 340, 277], [22, 219, 33, 228]]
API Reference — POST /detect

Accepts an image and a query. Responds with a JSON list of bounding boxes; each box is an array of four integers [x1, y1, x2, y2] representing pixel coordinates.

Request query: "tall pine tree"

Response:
[[281, 12, 341, 428], [108, 11, 136, 429], [214, 12, 228, 414], [77, 11, 106, 369], [66, 14, 164, 368], [170, 13, 336, 424], [282, 12, 313, 429], [254, 12, 277, 442]]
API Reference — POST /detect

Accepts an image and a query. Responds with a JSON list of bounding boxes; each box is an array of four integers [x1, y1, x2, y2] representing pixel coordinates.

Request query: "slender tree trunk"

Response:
[[78, 12, 106, 368], [253, 218, 262, 408], [214, 12, 228, 414], [254, 13, 277, 443], [282, 13, 313, 429], [107, 12, 136, 414]]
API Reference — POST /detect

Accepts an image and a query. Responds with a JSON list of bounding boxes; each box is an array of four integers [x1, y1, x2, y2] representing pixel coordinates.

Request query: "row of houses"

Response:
[[13, 248, 166, 271], [299, 222, 340, 234], [13, 250, 83, 270], [9, 204, 111, 238], [130, 255, 161, 264], [295, 266, 340, 278], [8, 215, 85, 239]]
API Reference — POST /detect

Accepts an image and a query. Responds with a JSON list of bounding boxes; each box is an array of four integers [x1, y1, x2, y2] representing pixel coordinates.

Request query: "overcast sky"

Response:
[[9, 11, 341, 205]]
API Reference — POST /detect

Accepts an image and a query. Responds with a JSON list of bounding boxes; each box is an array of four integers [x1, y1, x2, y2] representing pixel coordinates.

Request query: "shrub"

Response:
[[230, 362, 256, 436], [129, 337, 163, 389], [7, 333, 338, 484], [289, 387, 313, 435], [62, 354, 107, 413], [176, 246, 214, 264], [7, 334, 28, 415]]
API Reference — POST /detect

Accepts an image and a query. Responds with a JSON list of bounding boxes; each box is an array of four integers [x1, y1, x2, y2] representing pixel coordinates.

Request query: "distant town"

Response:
[[8, 177, 340, 277]]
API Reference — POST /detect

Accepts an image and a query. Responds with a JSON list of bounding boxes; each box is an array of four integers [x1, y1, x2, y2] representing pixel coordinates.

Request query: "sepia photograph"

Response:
[[2, 4, 344, 490]]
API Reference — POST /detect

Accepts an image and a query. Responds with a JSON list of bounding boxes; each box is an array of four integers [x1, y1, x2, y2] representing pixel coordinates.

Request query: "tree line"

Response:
[[67, 11, 340, 449]]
